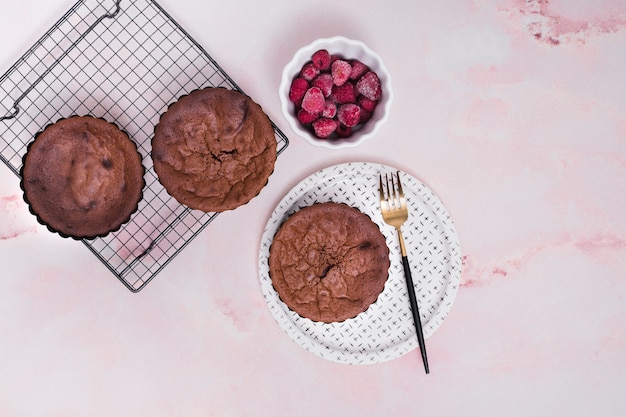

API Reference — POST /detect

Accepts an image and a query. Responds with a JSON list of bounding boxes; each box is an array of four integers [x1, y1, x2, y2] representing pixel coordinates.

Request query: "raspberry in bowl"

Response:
[[279, 36, 393, 149]]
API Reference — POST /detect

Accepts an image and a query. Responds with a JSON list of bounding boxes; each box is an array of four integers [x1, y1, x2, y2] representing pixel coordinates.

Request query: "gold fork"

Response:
[[379, 171, 429, 374]]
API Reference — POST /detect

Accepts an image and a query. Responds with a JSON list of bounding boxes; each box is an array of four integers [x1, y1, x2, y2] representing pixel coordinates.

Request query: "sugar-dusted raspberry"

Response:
[[312, 118, 337, 138], [297, 108, 319, 124], [331, 59, 352, 87], [322, 100, 337, 118], [289, 77, 309, 105], [337, 103, 361, 127], [335, 124, 353, 138], [311, 49, 331, 71], [331, 82, 356, 104], [356, 71, 381, 100], [301, 87, 325, 114], [312, 73, 333, 97], [350, 59, 369, 80], [358, 95, 378, 112], [300, 62, 320, 81]]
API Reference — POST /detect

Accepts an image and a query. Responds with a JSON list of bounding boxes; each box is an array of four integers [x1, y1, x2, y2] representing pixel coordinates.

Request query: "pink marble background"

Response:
[[1, 0, 625, 415]]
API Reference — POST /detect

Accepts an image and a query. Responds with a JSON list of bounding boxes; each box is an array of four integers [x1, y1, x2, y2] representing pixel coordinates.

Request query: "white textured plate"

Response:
[[258, 162, 461, 364]]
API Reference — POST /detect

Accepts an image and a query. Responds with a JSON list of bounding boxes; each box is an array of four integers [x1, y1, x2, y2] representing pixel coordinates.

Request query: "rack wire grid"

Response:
[[0, 0, 289, 292]]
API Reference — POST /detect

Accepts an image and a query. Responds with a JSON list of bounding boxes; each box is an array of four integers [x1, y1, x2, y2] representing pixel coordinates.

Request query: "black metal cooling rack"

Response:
[[0, 0, 289, 292]]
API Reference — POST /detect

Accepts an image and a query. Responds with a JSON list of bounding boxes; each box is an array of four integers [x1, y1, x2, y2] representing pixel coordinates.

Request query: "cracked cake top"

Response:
[[151, 87, 277, 212]]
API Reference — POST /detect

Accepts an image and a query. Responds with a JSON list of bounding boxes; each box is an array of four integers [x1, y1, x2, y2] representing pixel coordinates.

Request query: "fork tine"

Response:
[[378, 174, 389, 210], [388, 172, 399, 209], [383, 173, 391, 208], [396, 171, 404, 199], [396, 171, 406, 208], [378, 173, 387, 209]]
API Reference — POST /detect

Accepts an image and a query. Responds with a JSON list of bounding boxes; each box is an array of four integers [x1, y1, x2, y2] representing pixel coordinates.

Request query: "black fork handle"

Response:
[[402, 255, 430, 374]]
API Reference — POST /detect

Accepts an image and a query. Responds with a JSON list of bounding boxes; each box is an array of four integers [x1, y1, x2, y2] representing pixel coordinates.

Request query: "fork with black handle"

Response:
[[379, 171, 429, 374]]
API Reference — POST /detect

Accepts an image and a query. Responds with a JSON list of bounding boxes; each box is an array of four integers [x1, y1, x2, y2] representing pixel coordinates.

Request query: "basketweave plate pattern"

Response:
[[258, 162, 461, 364]]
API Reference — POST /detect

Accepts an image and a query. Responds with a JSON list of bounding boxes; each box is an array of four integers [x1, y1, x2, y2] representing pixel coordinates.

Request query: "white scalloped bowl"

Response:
[[279, 36, 393, 150]]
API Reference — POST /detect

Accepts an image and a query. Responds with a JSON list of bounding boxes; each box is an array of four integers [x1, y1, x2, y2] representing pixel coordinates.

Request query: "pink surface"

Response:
[[1, 0, 625, 415]]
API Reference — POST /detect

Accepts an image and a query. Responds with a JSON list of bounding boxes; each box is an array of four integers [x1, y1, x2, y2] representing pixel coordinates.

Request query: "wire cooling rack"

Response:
[[0, 0, 289, 292]]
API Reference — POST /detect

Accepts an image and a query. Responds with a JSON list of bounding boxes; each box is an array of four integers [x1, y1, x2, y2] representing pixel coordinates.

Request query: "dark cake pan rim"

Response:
[[267, 201, 391, 324], [19, 114, 146, 240]]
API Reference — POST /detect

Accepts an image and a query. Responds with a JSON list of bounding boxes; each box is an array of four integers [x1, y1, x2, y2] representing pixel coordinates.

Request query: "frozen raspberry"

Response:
[[312, 73, 333, 97], [311, 49, 331, 70], [322, 100, 337, 118], [331, 59, 352, 87], [289, 77, 309, 105], [312, 118, 337, 138], [350, 59, 369, 80], [337, 103, 361, 127], [300, 62, 320, 81], [301, 87, 325, 114], [356, 71, 381, 100], [336, 124, 353, 138], [358, 95, 378, 112], [331, 82, 356, 104], [297, 108, 319, 124], [359, 108, 372, 124]]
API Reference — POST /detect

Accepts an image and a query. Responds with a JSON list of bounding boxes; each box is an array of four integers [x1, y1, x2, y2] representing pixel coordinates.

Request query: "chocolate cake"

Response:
[[268, 202, 390, 323], [151, 87, 277, 212], [21, 116, 145, 239]]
